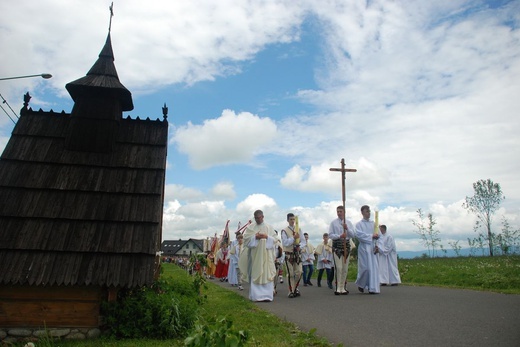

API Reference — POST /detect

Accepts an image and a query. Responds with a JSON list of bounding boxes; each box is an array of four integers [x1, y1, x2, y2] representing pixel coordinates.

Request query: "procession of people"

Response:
[[188, 203, 400, 303]]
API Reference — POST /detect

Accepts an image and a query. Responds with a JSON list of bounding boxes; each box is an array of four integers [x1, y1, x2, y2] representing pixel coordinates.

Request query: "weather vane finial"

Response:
[[109, 2, 114, 32]]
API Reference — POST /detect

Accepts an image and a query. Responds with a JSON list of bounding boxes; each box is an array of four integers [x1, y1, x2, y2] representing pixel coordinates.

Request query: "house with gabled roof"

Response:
[[0, 27, 168, 341], [162, 239, 204, 259]]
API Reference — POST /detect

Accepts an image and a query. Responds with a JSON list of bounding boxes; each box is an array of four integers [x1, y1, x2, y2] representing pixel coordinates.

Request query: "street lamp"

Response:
[[0, 73, 52, 81], [0, 73, 52, 124]]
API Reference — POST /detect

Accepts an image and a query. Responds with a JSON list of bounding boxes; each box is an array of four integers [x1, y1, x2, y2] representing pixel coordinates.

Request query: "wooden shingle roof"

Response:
[[66, 34, 133, 111], [0, 33, 168, 289]]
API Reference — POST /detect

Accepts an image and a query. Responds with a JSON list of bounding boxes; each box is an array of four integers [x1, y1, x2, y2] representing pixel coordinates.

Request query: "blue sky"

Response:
[[1, 0, 519, 252]]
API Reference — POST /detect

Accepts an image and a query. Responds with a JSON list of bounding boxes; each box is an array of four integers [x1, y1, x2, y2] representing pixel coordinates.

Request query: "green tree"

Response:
[[448, 240, 462, 257], [462, 179, 505, 256], [412, 208, 441, 257], [496, 217, 520, 255]]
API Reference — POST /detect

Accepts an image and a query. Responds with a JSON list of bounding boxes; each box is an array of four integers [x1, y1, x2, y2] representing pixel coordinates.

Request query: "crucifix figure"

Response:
[[108, 2, 114, 33], [329, 158, 357, 263]]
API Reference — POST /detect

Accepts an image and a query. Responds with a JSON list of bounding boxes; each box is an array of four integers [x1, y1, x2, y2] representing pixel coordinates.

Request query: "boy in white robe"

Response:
[[228, 234, 244, 290], [301, 232, 315, 286], [377, 225, 401, 286], [315, 233, 334, 289], [238, 210, 277, 302]]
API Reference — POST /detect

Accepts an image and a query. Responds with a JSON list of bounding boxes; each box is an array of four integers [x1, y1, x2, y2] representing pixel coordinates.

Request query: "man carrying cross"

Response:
[[328, 206, 355, 295], [329, 159, 357, 295]]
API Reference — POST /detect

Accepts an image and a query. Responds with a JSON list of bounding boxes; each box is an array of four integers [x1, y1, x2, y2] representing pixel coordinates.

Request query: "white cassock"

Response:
[[228, 243, 240, 285], [355, 218, 380, 293], [315, 240, 333, 270], [378, 233, 401, 285], [238, 222, 277, 301]]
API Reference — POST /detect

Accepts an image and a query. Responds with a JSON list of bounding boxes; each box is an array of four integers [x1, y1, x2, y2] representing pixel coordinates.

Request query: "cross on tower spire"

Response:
[[108, 2, 114, 33]]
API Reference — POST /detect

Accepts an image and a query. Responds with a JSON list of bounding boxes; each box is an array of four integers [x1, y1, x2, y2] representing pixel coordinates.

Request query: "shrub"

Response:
[[101, 276, 200, 339], [184, 316, 249, 347]]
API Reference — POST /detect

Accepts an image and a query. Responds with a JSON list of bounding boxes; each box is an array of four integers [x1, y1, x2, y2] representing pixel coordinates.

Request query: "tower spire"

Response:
[[109, 2, 114, 33]]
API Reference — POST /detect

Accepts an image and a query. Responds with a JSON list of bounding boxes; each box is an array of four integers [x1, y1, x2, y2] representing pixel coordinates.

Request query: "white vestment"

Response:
[[228, 243, 241, 285], [378, 233, 401, 285], [238, 222, 277, 301], [301, 241, 315, 265], [315, 240, 333, 270], [355, 218, 380, 293]]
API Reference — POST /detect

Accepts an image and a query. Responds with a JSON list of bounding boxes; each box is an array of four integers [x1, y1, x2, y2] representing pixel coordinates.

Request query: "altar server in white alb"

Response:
[[377, 225, 401, 286], [355, 205, 380, 294], [228, 234, 244, 290], [238, 210, 277, 302], [315, 233, 334, 289]]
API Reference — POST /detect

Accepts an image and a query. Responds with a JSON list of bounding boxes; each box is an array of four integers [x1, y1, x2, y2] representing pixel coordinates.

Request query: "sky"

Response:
[[1, 0, 519, 254]]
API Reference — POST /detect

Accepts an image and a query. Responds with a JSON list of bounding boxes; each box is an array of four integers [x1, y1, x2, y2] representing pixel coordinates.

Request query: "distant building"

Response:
[[162, 239, 204, 258], [0, 27, 168, 340]]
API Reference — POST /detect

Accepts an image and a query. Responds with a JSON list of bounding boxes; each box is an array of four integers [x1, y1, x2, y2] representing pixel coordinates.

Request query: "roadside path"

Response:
[[214, 279, 520, 346]]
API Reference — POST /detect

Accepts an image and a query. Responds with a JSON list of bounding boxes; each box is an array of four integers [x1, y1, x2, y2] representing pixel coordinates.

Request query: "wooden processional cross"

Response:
[[329, 158, 357, 262]]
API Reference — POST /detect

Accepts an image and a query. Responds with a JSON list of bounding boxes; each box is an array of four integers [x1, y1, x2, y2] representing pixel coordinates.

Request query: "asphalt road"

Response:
[[213, 279, 520, 346]]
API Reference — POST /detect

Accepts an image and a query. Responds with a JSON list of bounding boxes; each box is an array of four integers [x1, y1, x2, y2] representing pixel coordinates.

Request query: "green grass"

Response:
[[32, 255, 520, 346], [396, 255, 520, 294]]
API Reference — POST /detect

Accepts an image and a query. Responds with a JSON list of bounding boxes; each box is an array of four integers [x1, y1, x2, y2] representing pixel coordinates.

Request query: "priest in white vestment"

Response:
[[354, 205, 380, 294], [238, 210, 277, 302], [377, 225, 401, 286]]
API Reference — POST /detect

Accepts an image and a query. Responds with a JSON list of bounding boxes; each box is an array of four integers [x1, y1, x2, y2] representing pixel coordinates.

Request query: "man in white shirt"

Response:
[[281, 213, 306, 298], [328, 205, 355, 295]]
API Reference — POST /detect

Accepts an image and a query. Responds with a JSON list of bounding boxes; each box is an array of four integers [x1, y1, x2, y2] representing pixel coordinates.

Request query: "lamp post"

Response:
[[0, 73, 52, 81], [0, 73, 52, 124]]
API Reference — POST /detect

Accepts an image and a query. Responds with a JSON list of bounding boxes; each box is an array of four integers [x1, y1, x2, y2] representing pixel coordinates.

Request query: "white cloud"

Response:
[[160, 192, 517, 254], [2, 0, 519, 254], [0, 0, 306, 101], [173, 109, 278, 169], [211, 182, 236, 200], [147, 0, 520, 253], [280, 157, 390, 194], [165, 184, 204, 202], [236, 194, 277, 216]]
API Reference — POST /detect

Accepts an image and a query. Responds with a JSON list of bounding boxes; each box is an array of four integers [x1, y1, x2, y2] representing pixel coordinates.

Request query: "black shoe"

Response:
[[317, 283, 321, 287], [381, 283, 388, 286], [341, 290, 349, 295], [295, 289, 301, 297], [334, 291, 340, 295], [308, 282, 313, 286], [358, 287, 364, 293], [391, 284, 399, 286]]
